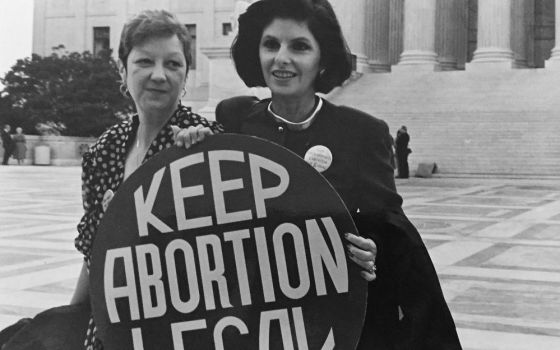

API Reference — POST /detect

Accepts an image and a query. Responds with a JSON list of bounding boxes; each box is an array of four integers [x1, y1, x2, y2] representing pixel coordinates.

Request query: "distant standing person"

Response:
[[395, 125, 411, 178], [1, 124, 14, 165], [13, 127, 27, 165]]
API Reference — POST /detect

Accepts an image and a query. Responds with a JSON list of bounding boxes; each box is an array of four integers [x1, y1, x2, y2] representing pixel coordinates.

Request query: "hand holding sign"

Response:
[[90, 134, 367, 350], [345, 233, 377, 281], [171, 125, 214, 149]]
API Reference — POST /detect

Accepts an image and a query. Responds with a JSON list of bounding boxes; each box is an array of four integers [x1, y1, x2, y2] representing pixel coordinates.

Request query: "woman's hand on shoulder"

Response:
[[345, 233, 377, 282], [172, 125, 214, 149]]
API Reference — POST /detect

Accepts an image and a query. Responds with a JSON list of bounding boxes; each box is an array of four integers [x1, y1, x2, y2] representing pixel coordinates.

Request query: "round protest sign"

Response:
[[90, 134, 367, 350]]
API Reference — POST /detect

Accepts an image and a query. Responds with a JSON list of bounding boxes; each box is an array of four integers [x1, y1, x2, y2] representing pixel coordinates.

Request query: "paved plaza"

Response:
[[1, 165, 560, 349]]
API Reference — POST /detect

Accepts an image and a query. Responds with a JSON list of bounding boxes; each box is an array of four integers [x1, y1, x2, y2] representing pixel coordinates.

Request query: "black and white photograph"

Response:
[[0, 1, 559, 349]]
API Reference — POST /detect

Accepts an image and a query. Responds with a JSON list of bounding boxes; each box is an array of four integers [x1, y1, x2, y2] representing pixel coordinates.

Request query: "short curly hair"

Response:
[[118, 9, 192, 73], [232, 0, 352, 94]]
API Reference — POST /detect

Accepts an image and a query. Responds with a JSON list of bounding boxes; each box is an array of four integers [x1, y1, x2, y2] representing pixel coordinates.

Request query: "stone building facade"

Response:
[[32, 0, 560, 175], [330, 0, 558, 71], [329, 0, 560, 176], [32, 0, 241, 91]]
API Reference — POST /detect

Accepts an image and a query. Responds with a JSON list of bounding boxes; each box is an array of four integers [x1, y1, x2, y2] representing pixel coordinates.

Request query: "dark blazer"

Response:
[[396, 131, 410, 155], [1, 129, 13, 150], [216, 96, 462, 350]]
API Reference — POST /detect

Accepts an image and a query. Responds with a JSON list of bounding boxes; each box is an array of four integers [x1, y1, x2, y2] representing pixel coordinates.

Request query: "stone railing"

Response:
[[1, 135, 97, 166]]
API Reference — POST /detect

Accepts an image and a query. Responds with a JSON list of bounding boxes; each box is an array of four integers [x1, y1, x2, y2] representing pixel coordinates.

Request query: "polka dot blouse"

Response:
[[74, 105, 223, 349]]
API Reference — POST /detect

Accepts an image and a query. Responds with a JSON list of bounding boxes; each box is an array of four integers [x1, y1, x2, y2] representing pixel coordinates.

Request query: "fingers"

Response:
[[345, 232, 377, 254], [360, 269, 377, 282], [348, 252, 376, 281], [170, 125, 180, 139], [347, 248, 376, 270], [174, 125, 214, 149], [346, 243, 375, 261], [101, 190, 114, 213], [345, 232, 377, 282]]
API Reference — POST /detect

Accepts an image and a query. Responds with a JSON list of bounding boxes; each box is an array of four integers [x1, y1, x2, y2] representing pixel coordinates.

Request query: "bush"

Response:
[[0, 46, 134, 137]]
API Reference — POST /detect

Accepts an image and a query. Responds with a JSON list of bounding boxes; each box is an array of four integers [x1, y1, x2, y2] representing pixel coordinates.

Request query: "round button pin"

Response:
[[304, 145, 333, 173]]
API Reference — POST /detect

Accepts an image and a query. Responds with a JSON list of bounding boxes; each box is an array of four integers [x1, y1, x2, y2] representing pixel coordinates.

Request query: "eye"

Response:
[[261, 38, 280, 50], [166, 60, 184, 69], [292, 41, 311, 51], [135, 58, 153, 66]]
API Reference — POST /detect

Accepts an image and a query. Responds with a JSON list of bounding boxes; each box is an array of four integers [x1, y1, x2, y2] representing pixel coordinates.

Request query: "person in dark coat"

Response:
[[395, 125, 411, 178], [1, 124, 14, 165], [216, 0, 462, 349]]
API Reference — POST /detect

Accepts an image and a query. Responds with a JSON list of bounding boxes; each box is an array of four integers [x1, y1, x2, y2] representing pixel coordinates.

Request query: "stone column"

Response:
[[332, 0, 369, 72], [32, 0, 46, 55], [201, 0, 217, 86], [468, 0, 514, 69], [511, 0, 533, 68], [388, 0, 404, 65], [395, 0, 440, 71], [366, 0, 391, 72], [545, 0, 560, 68], [197, 47, 251, 120], [436, 0, 466, 70]]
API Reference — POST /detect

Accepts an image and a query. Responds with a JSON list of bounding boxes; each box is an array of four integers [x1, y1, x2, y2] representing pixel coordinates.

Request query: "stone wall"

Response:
[[1, 135, 96, 166]]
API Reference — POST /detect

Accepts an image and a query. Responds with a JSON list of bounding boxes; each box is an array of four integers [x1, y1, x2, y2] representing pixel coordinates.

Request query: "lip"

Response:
[[146, 88, 168, 93], [271, 70, 297, 79]]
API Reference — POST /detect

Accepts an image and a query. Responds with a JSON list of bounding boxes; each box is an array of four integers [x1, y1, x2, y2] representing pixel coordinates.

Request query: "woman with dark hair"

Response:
[[69, 9, 222, 349], [216, 0, 462, 349]]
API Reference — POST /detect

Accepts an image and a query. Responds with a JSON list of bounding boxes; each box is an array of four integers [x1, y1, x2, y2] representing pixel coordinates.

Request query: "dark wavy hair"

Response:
[[118, 9, 192, 73], [231, 0, 352, 94]]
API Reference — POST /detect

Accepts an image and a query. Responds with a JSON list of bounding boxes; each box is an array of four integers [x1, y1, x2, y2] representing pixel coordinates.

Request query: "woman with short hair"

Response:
[[72, 10, 222, 349]]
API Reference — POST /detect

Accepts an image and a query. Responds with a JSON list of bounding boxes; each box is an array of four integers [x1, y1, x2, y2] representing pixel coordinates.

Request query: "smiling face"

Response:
[[120, 35, 187, 122], [259, 18, 322, 101]]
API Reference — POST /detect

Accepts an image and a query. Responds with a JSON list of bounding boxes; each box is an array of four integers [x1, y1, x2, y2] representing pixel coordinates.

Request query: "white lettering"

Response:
[[254, 227, 276, 302], [197, 235, 232, 310], [165, 239, 200, 314], [249, 154, 289, 219], [273, 223, 310, 300], [131, 328, 145, 350], [170, 152, 212, 230], [307, 217, 348, 295], [104, 247, 140, 323], [171, 319, 207, 350], [136, 244, 166, 319], [259, 309, 294, 350], [292, 307, 309, 350], [134, 167, 173, 236], [213, 316, 249, 350], [209, 150, 253, 224], [223, 229, 252, 305]]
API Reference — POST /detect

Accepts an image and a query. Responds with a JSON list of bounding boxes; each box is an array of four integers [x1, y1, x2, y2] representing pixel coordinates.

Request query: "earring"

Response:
[[319, 69, 326, 77], [178, 87, 187, 107], [119, 83, 130, 98]]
